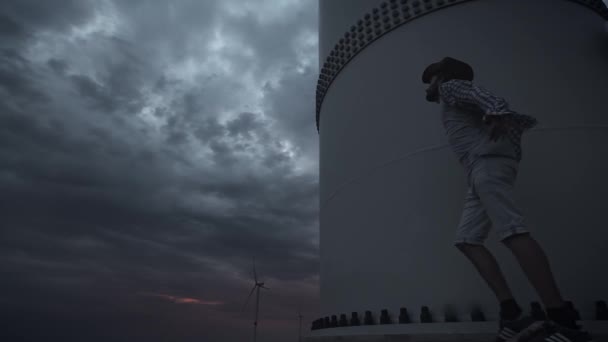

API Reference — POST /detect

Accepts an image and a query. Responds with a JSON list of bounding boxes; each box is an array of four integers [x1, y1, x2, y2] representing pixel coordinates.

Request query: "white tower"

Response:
[[314, 0, 608, 338]]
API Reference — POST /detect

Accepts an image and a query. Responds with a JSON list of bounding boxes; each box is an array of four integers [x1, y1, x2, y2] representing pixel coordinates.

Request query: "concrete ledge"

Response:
[[304, 333, 496, 342], [304, 321, 608, 341], [304, 334, 608, 342]]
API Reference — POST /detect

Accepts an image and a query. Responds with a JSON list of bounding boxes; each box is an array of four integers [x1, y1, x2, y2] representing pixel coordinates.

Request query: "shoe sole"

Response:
[[504, 321, 547, 342]]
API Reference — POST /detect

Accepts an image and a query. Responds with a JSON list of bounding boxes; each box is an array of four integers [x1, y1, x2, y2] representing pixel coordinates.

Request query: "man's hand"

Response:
[[483, 114, 510, 141]]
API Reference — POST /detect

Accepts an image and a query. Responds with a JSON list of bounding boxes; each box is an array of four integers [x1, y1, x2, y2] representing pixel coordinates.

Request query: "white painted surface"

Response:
[[318, 0, 608, 331]]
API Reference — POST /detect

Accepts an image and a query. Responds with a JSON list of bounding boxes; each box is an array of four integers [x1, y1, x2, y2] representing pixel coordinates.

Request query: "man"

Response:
[[422, 57, 592, 342]]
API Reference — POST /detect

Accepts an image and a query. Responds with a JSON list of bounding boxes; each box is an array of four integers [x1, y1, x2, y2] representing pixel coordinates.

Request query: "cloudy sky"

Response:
[[3, 1, 608, 341], [0, 0, 319, 341]]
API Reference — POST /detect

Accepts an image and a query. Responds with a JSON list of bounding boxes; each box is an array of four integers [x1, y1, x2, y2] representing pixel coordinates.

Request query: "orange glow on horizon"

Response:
[[137, 292, 224, 305]]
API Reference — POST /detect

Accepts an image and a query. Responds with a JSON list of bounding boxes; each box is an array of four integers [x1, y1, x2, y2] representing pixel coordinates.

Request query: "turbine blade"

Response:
[[241, 284, 257, 313], [261, 285, 269, 290], [253, 257, 258, 283]]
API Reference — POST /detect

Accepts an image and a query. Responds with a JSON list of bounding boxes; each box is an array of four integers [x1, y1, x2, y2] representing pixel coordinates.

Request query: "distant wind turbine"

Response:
[[298, 305, 303, 342], [241, 257, 269, 342]]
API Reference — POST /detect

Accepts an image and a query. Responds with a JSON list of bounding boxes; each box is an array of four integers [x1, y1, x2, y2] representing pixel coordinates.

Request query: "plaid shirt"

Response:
[[438, 79, 538, 160]]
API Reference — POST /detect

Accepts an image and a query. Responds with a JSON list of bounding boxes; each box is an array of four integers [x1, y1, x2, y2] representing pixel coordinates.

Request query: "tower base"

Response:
[[304, 321, 608, 342]]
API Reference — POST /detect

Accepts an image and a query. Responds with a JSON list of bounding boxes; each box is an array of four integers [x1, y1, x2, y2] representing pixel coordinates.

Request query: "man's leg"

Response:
[[502, 233, 564, 309], [502, 233, 581, 331], [473, 158, 578, 330], [503, 234, 591, 340], [456, 242, 515, 303], [454, 187, 523, 321], [455, 242, 529, 331]]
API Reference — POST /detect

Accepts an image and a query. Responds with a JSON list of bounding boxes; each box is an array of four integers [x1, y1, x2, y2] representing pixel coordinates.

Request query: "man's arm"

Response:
[[438, 79, 513, 117]]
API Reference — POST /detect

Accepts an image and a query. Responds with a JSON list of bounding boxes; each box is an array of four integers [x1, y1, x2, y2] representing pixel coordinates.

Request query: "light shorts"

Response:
[[454, 156, 529, 245]]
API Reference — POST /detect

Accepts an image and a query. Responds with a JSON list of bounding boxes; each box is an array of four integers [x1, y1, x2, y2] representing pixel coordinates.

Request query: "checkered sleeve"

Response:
[[502, 113, 539, 131], [503, 112, 539, 160], [439, 79, 539, 160], [438, 79, 511, 115]]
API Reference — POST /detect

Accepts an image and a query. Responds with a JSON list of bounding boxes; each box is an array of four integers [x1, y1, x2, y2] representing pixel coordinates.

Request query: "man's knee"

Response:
[[455, 241, 483, 253], [501, 231, 531, 246]]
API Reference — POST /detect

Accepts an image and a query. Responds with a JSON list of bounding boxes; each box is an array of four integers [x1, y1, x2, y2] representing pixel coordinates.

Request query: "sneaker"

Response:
[[496, 315, 543, 342], [527, 321, 593, 342]]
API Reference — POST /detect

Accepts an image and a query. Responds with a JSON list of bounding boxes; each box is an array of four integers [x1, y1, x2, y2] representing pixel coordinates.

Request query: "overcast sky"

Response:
[[1, 1, 319, 341], [2, 1, 608, 341]]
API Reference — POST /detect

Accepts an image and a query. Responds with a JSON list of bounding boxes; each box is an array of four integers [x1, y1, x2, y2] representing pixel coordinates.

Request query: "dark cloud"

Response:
[[0, 0, 319, 341], [0, 49, 48, 102], [0, 0, 94, 33], [47, 57, 68, 74], [0, 13, 25, 37], [0, 0, 95, 51]]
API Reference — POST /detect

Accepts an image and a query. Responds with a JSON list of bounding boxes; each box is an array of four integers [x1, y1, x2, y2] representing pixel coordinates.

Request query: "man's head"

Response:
[[422, 57, 474, 103]]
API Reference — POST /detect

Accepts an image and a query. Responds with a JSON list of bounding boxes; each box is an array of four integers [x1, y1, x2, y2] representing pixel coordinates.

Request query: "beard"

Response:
[[425, 87, 439, 102]]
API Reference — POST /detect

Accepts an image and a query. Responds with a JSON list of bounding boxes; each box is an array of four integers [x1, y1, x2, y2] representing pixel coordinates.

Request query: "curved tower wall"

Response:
[[317, 0, 608, 327]]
